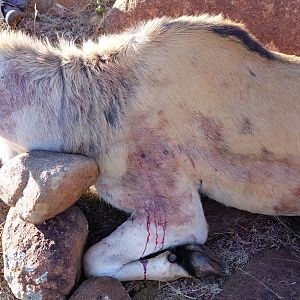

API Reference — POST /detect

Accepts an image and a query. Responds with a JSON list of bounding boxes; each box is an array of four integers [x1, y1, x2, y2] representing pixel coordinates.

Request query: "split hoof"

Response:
[[168, 244, 222, 277]]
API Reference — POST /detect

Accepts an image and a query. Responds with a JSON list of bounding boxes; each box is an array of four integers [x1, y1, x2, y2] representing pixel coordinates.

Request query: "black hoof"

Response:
[[168, 244, 222, 277]]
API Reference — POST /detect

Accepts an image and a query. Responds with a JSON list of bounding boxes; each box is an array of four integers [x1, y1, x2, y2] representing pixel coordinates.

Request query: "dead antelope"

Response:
[[0, 15, 300, 281]]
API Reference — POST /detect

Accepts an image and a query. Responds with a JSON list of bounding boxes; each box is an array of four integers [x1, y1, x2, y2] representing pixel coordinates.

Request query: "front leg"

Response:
[[84, 184, 220, 281]]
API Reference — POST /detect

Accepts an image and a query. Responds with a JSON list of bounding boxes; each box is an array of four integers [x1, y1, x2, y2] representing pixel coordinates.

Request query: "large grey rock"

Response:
[[69, 277, 131, 300], [2, 206, 88, 300], [0, 151, 99, 224]]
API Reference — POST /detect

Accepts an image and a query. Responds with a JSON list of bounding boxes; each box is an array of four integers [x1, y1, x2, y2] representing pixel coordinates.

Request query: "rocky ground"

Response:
[[0, 1, 299, 299]]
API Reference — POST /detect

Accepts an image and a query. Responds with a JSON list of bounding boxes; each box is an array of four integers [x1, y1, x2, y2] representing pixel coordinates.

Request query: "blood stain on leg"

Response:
[[141, 209, 151, 258], [140, 259, 148, 280], [153, 207, 159, 251], [158, 217, 167, 251], [140, 205, 168, 257]]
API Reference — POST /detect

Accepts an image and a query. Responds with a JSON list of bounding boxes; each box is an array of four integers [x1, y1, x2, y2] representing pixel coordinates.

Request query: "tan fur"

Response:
[[0, 15, 299, 280]]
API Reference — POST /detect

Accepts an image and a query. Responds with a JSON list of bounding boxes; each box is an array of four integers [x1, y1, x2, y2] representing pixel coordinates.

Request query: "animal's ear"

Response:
[[169, 244, 222, 277]]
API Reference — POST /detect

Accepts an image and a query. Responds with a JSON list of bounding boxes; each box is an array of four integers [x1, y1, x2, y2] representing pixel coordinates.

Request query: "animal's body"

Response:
[[0, 15, 300, 281]]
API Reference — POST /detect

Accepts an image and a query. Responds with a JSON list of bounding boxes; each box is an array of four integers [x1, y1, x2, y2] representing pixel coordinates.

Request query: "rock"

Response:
[[106, 0, 300, 56], [2, 206, 88, 300], [69, 277, 131, 300], [0, 151, 99, 224], [0, 155, 29, 207]]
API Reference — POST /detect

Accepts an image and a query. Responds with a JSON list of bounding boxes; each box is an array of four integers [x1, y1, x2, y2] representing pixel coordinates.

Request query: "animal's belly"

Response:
[[193, 149, 300, 216]]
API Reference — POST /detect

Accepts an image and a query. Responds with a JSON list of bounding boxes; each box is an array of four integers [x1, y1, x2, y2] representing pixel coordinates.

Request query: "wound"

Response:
[[261, 147, 273, 158], [140, 259, 148, 280], [195, 113, 224, 144], [141, 206, 168, 257], [248, 68, 257, 78], [241, 117, 253, 134], [141, 209, 151, 258], [153, 207, 158, 251], [158, 216, 167, 251]]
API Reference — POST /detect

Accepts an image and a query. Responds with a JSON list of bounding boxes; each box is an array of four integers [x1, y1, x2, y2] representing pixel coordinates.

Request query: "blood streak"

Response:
[[141, 210, 151, 258], [158, 218, 167, 250], [140, 259, 148, 280], [153, 207, 158, 251]]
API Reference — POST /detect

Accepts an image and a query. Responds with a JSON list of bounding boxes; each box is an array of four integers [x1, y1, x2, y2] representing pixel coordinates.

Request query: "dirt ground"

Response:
[[0, 1, 300, 299]]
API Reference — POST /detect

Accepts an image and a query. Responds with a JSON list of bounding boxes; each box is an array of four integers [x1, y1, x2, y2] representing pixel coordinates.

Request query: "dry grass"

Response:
[[0, 0, 114, 42], [19, 2, 102, 42]]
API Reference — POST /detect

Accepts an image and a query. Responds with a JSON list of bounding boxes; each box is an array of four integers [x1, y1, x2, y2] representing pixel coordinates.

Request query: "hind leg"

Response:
[[114, 244, 221, 281], [84, 184, 220, 281]]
